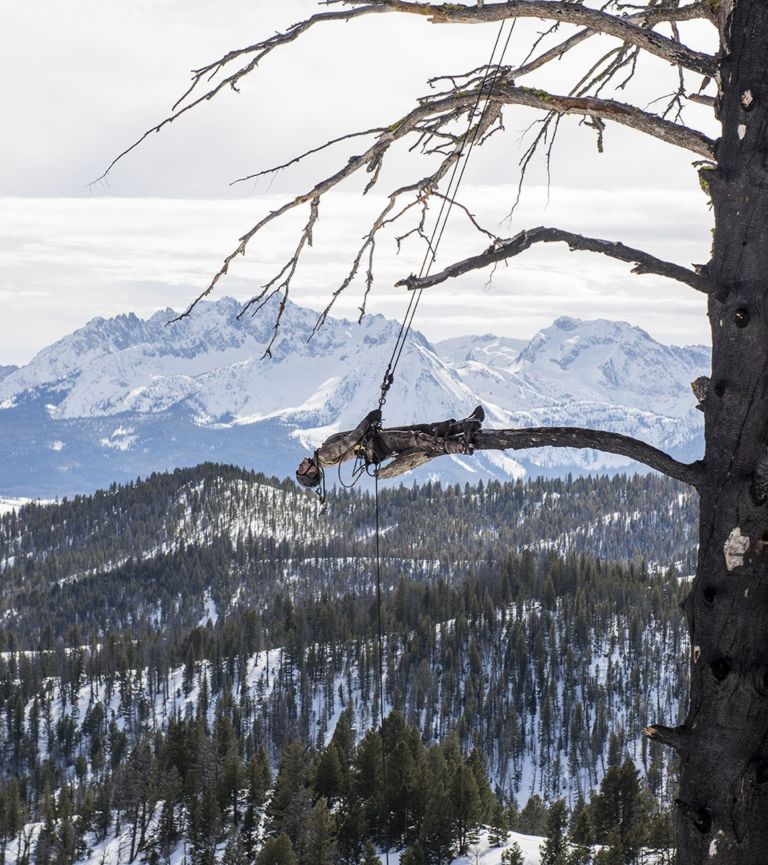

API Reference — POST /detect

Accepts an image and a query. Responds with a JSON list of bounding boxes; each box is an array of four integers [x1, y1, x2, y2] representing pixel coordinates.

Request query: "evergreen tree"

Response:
[[221, 832, 248, 865], [569, 795, 592, 847], [518, 795, 549, 836], [314, 746, 344, 804], [302, 798, 336, 865], [590, 761, 650, 865], [400, 844, 427, 865], [488, 801, 510, 848], [540, 800, 569, 865], [360, 840, 381, 865], [501, 842, 525, 865], [419, 750, 454, 865], [449, 763, 482, 854], [266, 741, 312, 853], [255, 833, 299, 865]]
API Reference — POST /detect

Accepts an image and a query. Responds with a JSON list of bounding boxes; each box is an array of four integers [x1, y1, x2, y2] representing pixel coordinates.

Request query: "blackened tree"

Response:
[[101, 1, 768, 861]]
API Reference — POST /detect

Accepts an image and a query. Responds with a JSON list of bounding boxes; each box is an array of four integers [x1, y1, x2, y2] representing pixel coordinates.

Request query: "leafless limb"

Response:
[[151, 71, 712, 330], [171, 197, 321, 359], [431, 192, 499, 242], [508, 2, 712, 81], [489, 82, 714, 157], [397, 225, 719, 294], [94, 1, 716, 188], [689, 92, 716, 107], [472, 427, 704, 487], [337, 1, 716, 76], [230, 127, 387, 185]]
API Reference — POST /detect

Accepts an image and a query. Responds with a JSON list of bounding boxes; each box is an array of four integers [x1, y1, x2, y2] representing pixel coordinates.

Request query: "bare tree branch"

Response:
[[92, 5, 388, 185], [488, 82, 714, 156], [508, 3, 715, 81], [338, 1, 716, 76], [472, 427, 704, 486], [230, 126, 387, 185], [397, 225, 719, 294], [94, 0, 715, 186], [688, 92, 716, 107]]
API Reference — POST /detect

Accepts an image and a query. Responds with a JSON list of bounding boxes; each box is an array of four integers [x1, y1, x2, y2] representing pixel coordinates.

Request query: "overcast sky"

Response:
[[2, 0, 718, 365]]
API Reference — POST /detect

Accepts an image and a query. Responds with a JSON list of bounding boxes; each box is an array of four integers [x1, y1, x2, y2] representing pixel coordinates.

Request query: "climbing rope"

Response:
[[368, 24, 513, 863], [377, 20, 515, 411]]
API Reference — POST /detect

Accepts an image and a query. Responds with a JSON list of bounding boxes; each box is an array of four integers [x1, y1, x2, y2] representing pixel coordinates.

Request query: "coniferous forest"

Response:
[[0, 465, 697, 864]]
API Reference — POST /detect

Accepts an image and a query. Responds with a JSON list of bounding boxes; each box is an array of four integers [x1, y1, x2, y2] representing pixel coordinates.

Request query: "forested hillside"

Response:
[[0, 467, 694, 864]]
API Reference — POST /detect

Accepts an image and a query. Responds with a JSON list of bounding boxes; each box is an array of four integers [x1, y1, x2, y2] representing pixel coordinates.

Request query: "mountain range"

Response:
[[0, 297, 709, 497]]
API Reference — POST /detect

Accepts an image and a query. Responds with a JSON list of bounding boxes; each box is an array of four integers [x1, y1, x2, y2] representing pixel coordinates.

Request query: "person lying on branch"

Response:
[[295, 402, 704, 492], [296, 405, 485, 487]]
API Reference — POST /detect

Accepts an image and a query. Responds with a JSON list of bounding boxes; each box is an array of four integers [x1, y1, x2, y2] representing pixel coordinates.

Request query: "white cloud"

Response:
[[2, 1, 717, 362], [0, 185, 711, 363]]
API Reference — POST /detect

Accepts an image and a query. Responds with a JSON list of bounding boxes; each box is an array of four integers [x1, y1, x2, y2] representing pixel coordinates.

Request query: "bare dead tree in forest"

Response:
[[100, 1, 768, 861]]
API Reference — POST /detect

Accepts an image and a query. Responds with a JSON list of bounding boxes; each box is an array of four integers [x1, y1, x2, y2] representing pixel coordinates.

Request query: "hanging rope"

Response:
[[373, 471, 390, 865], [377, 20, 515, 410], [367, 26, 514, 864]]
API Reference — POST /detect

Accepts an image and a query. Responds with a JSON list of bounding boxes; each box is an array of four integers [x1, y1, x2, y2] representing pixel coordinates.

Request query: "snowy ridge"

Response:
[[19, 604, 683, 804], [0, 299, 708, 496]]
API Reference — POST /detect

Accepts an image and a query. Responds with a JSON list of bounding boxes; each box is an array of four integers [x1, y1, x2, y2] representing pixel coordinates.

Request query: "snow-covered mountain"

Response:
[[0, 298, 708, 496]]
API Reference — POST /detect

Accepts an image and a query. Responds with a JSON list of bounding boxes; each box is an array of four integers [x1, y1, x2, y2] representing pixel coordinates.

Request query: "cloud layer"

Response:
[[0, 185, 711, 364]]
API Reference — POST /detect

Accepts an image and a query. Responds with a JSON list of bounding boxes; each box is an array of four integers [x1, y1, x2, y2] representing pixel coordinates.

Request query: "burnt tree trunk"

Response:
[[677, 4, 768, 861]]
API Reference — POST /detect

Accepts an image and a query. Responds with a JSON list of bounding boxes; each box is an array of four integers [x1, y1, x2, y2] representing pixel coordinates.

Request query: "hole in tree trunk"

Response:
[[715, 381, 726, 397], [703, 586, 717, 603], [711, 657, 732, 681], [735, 307, 751, 327]]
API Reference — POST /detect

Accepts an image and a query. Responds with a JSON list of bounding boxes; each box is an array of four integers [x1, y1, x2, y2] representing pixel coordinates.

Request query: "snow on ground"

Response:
[[0, 496, 42, 514]]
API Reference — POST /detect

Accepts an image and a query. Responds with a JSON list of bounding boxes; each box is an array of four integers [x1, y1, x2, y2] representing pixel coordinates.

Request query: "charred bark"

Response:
[[675, 2, 768, 861]]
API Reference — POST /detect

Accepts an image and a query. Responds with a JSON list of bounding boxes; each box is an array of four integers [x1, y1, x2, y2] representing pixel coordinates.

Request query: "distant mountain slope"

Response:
[[0, 299, 708, 496], [0, 464, 698, 646], [0, 467, 691, 809]]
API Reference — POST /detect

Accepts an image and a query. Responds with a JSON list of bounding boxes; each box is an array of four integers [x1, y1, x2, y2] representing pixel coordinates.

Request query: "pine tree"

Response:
[[360, 840, 381, 865], [302, 798, 336, 865], [254, 833, 299, 865], [266, 741, 312, 851], [540, 800, 570, 865], [590, 760, 650, 865], [314, 746, 344, 804], [501, 842, 525, 865], [488, 801, 510, 848], [449, 763, 482, 854], [569, 795, 592, 847], [518, 795, 549, 836], [400, 844, 427, 865], [419, 750, 454, 865], [221, 832, 248, 865]]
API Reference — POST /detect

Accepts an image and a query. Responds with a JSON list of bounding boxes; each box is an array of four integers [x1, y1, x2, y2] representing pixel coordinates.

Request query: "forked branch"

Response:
[[472, 428, 704, 487], [398, 226, 718, 295]]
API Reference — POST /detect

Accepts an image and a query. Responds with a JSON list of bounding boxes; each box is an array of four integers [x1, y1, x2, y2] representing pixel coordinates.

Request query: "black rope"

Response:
[[373, 470, 390, 865], [377, 19, 514, 409], [369, 27, 514, 863]]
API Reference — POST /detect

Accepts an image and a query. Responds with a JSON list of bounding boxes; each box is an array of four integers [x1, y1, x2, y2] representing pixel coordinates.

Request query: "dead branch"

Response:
[[397, 225, 719, 294], [156, 74, 713, 324], [472, 427, 704, 486], [338, 1, 716, 76], [508, 3, 715, 81], [94, 1, 716, 187], [230, 127, 386, 185], [488, 83, 714, 157]]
